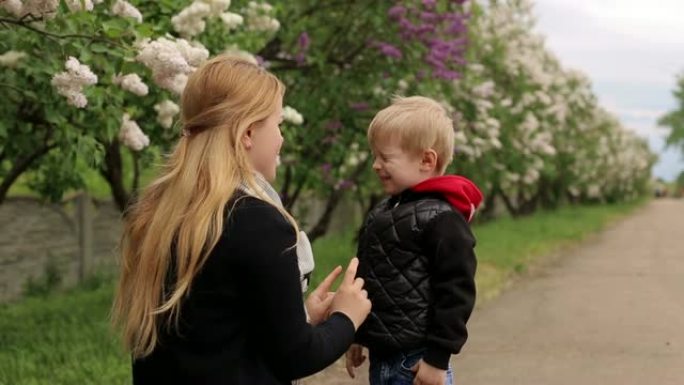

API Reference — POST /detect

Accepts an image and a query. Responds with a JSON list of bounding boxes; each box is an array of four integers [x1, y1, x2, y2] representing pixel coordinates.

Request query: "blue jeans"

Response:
[[369, 349, 454, 385]]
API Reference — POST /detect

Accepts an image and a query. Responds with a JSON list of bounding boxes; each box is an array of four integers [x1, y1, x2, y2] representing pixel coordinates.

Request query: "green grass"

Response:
[[0, 284, 129, 385], [0, 199, 647, 385]]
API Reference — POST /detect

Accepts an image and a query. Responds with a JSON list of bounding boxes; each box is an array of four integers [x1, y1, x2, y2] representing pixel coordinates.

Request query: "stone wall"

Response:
[[0, 197, 121, 302], [0, 195, 363, 302]]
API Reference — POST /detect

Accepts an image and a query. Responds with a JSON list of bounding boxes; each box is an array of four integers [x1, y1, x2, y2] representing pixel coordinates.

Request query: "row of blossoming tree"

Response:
[[0, 0, 655, 239]]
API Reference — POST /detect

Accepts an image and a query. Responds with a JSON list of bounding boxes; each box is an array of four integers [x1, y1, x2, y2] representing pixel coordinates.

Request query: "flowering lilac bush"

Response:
[[0, 0, 654, 238], [0, 0, 290, 209]]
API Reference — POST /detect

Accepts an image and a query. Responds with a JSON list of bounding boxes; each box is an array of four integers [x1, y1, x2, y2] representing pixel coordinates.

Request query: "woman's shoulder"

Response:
[[225, 192, 293, 231], [228, 192, 280, 214]]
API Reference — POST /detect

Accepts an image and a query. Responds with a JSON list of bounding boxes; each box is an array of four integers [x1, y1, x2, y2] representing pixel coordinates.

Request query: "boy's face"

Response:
[[371, 139, 433, 196]]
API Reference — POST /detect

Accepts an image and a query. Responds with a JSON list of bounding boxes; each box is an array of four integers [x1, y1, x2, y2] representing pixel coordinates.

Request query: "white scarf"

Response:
[[240, 174, 315, 293]]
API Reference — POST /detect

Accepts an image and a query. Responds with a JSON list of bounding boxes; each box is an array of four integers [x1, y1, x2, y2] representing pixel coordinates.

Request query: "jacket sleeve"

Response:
[[226, 198, 355, 380], [421, 210, 477, 370]]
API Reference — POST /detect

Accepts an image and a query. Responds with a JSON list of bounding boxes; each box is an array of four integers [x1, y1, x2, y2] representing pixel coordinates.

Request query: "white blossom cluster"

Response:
[[64, 0, 94, 12], [51, 57, 98, 108], [220, 11, 243, 30], [283, 106, 303, 125], [154, 100, 180, 129], [135, 37, 209, 95], [119, 113, 150, 151], [113, 73, 149, 96], [172, 0, 243, 37], [111, 0, 142, 23], [443, 0, 654, 204], [244, 2, 279, 33], [223, 45, 258, 65], [0, 50, 27, 67], [1, 0, 59, 19]]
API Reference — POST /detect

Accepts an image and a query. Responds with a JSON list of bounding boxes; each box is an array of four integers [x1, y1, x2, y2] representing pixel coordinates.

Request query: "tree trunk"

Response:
[[478, 186, 498, 221], [0, 142, 55, 205], [306, 159, 369, 242], [100, 139, 130, 212], [499, 189, 519, 217]]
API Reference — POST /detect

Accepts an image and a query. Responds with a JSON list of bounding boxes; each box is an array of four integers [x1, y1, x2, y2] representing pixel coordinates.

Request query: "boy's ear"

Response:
[[420, 149, 438, 172]]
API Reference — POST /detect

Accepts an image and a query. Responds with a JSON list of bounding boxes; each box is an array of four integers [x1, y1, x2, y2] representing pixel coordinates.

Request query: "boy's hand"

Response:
[[304, 266, 341, 325], [345, 343, 366, 378], [411, 359, 447, 385]]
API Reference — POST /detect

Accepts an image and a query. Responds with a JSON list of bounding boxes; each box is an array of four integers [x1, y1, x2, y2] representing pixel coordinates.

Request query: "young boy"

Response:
[[346, 96, 483, 385]]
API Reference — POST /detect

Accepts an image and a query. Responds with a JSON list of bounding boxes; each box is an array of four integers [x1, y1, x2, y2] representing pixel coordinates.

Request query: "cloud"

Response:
[[534, 0, 684, 85], [532, 0, 684, 180]]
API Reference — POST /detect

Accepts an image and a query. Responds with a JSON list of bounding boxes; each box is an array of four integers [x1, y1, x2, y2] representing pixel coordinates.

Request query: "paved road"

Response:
[[303, 199, 684, 384], [453, 198, 684, 384]]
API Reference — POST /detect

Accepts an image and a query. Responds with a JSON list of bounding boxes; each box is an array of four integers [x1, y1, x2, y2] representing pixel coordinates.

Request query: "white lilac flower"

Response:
[[154, 100, 180, 129], [113, 73, 149, 96], [199, 0, 231, 15], [0, 51, 27, 67], [472, 80, 495, 99], [172, 1, 212, 37], [65, 0, 93, 12], [24, 0, 60, 18], [136, 37, 209, 95], [111, 0, 142, 23], [119, 113, 150, 151], [223, 46, 258, 65], [220, 12, 243, 29], [586, 184, 601, 199], [0, 0, 23, 17], [51, 57, 98, 108], [244, 2, 279, 32], [283, 106, 303, 125]]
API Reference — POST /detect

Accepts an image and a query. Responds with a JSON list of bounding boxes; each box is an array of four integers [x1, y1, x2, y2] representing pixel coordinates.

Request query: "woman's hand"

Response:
[[329, 258, 372, 330], [305, 266, 342, 325]]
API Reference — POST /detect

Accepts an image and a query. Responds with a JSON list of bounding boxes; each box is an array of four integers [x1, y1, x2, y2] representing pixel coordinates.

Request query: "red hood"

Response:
[[412, 175, 484, 222]]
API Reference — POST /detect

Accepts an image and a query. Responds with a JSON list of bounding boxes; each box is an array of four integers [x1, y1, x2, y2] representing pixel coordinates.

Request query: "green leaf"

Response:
[[90, 43, 109, 53], [102, 19, 128, 38]]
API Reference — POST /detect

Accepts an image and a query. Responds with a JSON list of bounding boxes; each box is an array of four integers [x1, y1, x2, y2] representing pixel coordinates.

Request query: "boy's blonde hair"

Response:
[[368, 96, 455, 173]]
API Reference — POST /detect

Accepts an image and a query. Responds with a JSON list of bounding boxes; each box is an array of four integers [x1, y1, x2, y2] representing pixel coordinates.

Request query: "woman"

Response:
[[112, 55, 371, 384]]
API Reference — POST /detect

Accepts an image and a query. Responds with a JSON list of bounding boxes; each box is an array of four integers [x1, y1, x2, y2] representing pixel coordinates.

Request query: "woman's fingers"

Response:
[[313, 265, 343, 296], [342, 257, 359, 286]]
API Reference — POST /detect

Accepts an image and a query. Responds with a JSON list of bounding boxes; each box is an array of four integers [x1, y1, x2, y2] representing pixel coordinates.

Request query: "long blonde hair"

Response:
[[112, 55, 296, 359]]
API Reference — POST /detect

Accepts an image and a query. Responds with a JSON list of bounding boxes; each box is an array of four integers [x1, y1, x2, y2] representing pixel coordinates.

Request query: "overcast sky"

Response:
[[531, 0, 684, 181]]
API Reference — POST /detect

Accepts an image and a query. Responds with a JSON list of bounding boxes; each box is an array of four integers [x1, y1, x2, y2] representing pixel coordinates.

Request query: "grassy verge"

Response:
[[0, 283, 128, 385], [0, 200, 647, 385]]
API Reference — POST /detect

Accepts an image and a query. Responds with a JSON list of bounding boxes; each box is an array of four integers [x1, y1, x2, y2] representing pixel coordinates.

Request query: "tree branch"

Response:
[[0, 131, 57, 204], [0, 17, 126, 48]]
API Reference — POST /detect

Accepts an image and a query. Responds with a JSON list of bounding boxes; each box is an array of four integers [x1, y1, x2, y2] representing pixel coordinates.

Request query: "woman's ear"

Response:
[[420, 149, 438, 172], [242, 128, 253, 150]]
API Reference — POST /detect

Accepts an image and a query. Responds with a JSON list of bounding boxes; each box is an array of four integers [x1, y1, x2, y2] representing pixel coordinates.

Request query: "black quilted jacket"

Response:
[[355, 189, 477, 370]]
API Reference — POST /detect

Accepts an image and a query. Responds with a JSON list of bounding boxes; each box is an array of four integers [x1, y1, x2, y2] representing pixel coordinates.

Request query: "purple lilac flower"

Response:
[[337, 179, 355, 190], [422, 0, 437, 10], [322, 135, 338, 144], [325, 120, 343, 131], [385, 0, 470, 80], [321, 163, 332, 174], [295, 32, 311, 66], [350, 102, 370, 112], [298, 32, 310, 50], [375, 42, 402, 59], [388, 4, 406, 19]]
